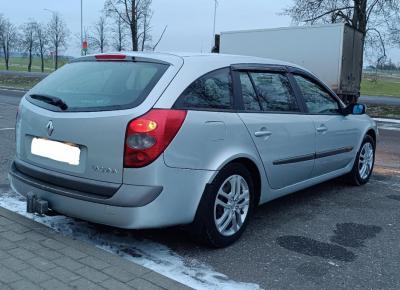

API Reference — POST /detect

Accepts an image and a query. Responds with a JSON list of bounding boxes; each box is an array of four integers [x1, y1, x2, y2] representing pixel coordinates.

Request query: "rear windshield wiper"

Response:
[[30, 94, 68, 111]]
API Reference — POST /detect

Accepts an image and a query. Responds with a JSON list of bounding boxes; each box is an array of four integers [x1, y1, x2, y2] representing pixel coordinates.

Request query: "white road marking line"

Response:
[[0, 128, 15, 131], [374, 118, 400, 124], [378, 125, 400, 132], [0, 87, 27, 93]]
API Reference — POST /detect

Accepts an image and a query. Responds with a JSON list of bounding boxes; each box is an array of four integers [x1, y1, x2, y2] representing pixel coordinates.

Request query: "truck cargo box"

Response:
[[220, 23, 363, 100]]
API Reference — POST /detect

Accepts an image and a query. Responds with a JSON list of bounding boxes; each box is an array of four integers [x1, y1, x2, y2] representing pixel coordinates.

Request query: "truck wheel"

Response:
[[190, 163, 255, 248], [346, 135, 375, 186]]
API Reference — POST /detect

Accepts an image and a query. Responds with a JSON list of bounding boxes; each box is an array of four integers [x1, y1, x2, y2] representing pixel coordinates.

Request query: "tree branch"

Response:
[[152, 25, 167, 50], [303, 6, 355, 23]]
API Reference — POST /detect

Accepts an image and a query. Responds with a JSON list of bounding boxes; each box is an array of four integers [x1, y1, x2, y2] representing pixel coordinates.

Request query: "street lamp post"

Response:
[[212, 0, 218, 40], [81, 0, 83, 55]]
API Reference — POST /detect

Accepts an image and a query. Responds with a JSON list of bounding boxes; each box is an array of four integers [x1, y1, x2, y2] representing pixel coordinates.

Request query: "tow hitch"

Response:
[[27, 192, 49, 215]]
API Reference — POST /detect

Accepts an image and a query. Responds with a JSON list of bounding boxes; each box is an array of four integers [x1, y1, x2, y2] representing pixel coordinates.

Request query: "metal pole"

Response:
[[213, 0, 217, 40], [81, 0, 83, 55]]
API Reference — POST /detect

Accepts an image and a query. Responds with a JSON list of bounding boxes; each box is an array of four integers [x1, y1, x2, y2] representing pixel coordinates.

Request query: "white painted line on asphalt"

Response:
[[0, 87, 28, 93], [374, 118, 400, 124], [0, 128, 15, 131], [378, 123, 400, 132]]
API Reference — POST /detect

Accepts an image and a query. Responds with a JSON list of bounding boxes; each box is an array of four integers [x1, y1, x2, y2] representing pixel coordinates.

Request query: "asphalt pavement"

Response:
[[1, 91, 400, 290]]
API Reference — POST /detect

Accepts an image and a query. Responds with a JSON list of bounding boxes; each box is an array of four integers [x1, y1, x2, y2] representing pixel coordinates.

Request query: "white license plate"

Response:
[[31, 138, 81, 166]]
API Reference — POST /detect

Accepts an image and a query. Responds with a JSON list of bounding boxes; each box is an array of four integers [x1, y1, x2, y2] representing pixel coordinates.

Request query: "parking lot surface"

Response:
[[1, 90, 400, 289]]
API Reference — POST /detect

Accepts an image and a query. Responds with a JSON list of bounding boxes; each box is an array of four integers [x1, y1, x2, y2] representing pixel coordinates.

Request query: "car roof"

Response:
[[76, 51, 308, 72]]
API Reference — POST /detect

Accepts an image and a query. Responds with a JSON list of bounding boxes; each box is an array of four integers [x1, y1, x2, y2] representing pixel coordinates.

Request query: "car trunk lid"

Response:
[[15, 54, 183, 186]]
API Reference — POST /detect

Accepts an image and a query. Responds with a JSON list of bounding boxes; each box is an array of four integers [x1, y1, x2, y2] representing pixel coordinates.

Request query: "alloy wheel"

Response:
[[213, 175, 250, 237]]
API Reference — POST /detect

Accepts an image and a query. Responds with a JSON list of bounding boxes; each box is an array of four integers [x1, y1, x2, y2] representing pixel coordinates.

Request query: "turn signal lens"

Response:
[[129, 119, 157, 133]]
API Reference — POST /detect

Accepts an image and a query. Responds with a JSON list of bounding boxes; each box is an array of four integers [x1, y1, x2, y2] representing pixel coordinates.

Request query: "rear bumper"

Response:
[[10, 161, 162, 208], [9, 159, 215, 229]]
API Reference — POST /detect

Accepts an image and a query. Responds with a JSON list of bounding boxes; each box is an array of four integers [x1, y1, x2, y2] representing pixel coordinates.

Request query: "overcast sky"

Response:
[[1, 0, 399, 63]]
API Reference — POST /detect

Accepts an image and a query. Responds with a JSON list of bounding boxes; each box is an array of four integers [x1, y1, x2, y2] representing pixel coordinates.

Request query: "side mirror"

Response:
[[352, 104, 366, 115], [343, 103, 366, 115]]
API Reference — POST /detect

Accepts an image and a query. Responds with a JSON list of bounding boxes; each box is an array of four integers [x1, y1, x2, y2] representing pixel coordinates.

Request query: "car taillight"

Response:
[[124, 109, 187, 168]]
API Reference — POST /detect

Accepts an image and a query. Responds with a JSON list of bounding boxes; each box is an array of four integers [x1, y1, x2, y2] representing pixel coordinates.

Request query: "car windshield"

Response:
[[28, 61, 168, 112]]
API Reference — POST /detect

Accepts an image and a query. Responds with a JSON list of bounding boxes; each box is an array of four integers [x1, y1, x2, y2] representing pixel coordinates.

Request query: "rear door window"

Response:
[[249, 72, 300, 112], [28, 61, 168, 112], [174, 68, 233, 110]]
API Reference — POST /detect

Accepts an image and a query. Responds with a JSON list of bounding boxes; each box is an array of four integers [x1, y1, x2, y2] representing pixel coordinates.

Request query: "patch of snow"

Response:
[[0, 189, 262, 290], [327, 261, 339, 267]]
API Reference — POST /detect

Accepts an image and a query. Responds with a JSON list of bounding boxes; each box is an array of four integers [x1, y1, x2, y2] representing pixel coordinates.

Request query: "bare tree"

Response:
[[21, 21, 38, 72], [89, 16, 108, 53], [111, 15, 128, 51], [47, 12, 69, 70], [104, 0, 153, 51], [35, 23, 48, 73], [0, 16, 19, 71]]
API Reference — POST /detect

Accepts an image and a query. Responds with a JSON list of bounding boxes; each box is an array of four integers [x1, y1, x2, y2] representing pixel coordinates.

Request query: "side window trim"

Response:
[[287, 72, 309, 114], [246, 72, 264, 110], [238, 71, 264, 111]]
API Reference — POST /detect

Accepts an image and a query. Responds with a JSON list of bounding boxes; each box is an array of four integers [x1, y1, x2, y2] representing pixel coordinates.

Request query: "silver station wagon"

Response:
[[9, 52, 378, 247]]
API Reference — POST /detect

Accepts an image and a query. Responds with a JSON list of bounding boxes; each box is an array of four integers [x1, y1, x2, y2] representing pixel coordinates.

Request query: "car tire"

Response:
[[346, 135, 375, 186], [190, 163, 255, 248]]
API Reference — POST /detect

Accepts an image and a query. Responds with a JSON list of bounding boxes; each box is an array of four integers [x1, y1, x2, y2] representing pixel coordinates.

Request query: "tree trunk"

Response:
[[40, 52, 44, 73], [131, 23, 138, 51], [2, 46, 7, 70], [131, 0, 138, 51], [55, 46, 58, 70], [119, 29, 122, 51], [5, 53, 9, 71], [28, 48, 32, 72], [353, 0, 368, 103]]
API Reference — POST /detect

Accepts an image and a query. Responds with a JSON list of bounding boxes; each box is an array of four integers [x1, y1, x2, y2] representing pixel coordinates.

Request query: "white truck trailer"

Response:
[[219, 23, 363, 103]]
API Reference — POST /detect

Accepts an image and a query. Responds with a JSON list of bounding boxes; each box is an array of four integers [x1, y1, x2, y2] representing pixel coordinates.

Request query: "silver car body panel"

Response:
[[10, 52, 378, 229]]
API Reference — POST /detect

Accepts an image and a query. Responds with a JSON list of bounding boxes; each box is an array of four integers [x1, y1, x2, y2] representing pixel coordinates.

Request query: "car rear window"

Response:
[[28, 61, 168, 112]]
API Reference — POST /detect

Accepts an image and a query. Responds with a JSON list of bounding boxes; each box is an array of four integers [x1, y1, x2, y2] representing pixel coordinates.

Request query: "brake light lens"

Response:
[[95, 54, 127, 60], [124, 109, 187, 168]]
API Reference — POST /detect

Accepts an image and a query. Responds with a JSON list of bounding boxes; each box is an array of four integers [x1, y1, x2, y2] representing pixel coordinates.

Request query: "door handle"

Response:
[[254, 128, 272, 138], [316, 125, 328, 134]]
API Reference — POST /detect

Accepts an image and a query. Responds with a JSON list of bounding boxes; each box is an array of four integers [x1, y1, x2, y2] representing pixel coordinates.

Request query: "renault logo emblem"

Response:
[[46, 121, 54, 136]]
